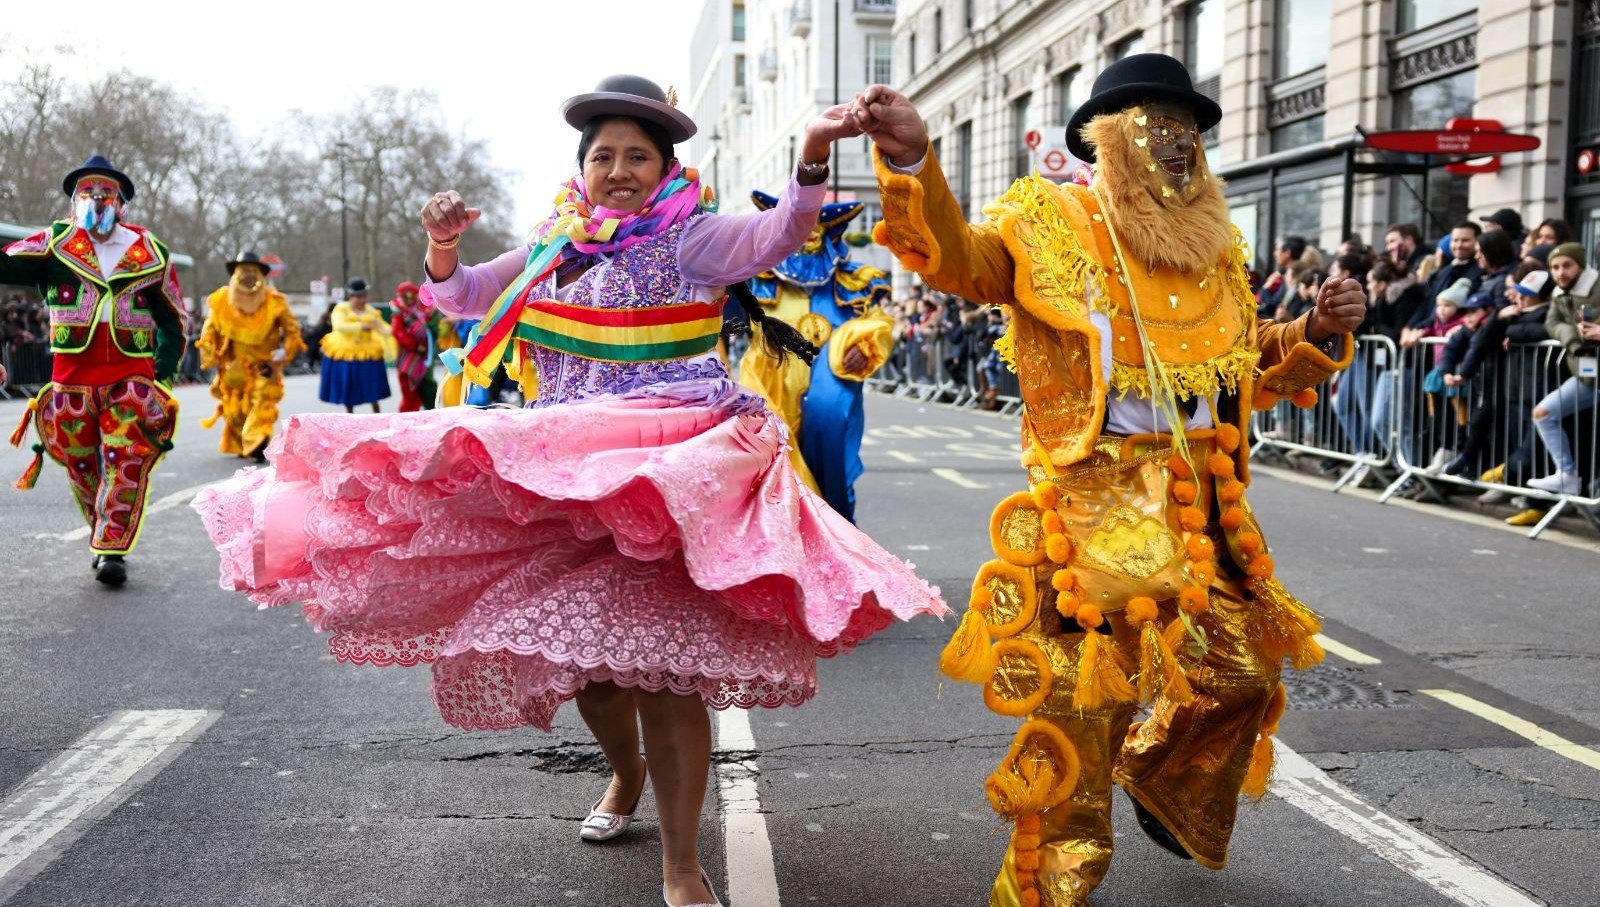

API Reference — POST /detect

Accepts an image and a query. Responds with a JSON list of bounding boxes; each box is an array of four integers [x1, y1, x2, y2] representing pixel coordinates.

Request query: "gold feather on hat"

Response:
[[666, 86, 679, 107]]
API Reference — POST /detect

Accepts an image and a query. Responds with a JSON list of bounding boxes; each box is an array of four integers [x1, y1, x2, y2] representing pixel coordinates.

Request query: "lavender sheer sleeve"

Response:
[[423, 243, 532, 318], [677, 175, 826, 287]]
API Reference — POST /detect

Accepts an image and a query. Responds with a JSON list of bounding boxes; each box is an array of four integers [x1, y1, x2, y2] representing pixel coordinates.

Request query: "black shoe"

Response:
[[1126, 790, 1192, 861], [93, 554, 127, 586], [245, 438, 270, 463]]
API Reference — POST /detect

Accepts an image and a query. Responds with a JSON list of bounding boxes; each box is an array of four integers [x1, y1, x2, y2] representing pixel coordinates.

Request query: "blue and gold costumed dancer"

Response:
[[737, 192, 894, 521]]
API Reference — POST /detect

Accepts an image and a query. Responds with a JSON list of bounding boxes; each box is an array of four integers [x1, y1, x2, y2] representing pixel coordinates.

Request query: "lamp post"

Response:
[[334, 140, 351, 289], [709, 130, 722, 197]]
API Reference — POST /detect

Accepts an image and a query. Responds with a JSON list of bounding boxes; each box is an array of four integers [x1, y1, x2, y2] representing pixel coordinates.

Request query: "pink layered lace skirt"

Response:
[[193, 380, 946, 730]]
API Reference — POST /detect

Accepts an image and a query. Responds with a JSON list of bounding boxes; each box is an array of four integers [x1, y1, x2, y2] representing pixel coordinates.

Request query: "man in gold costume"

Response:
[[851, 55, 1366, 907], [197, 250, 304, 461]]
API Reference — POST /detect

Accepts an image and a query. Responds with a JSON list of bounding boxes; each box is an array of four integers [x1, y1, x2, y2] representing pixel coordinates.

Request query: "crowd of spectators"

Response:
[[1249, 212, 1600, 525], [2, 293, 51, 389], [880, 286, 1014, 409]]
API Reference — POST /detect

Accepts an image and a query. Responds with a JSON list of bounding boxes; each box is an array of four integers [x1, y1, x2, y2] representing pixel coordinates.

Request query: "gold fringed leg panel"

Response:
[[1112, 574, 1283, 870]]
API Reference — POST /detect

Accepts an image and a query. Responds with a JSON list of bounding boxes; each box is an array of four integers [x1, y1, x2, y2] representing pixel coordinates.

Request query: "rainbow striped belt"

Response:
[[514, 298, 725, 363]]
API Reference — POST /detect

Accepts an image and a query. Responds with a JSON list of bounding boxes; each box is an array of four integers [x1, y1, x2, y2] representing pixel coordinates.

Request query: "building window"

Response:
[[733, 1, 746, 41], [933, 9, 943, 56], [1269, 115, 1324, 152], [867, 35, 893, 84], [909, 32, 918, 77], [1012, 93, 1034, 181], [1056, 67, 1089, 132], [964, 0, 974, 32], [1112, 33, 1145, 60], [735, 53, 746, 88], [1274, 0, 1330, 79], [956, 121, 974, 220], [1389, 68, 1476, 235], [1397, 0, 1475, 35], [1184, 0, 1223, 82]]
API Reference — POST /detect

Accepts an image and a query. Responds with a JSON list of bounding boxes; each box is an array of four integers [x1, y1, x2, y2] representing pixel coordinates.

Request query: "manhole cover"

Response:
[[1284, 662, 1414, 710]]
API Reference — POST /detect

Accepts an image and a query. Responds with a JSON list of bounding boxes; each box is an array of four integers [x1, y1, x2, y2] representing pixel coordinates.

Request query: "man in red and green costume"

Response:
[[2, 155, 185, 586]]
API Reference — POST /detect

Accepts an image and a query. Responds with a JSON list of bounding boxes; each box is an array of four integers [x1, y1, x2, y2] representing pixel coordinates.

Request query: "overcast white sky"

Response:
[[1, 0, 698, 227]]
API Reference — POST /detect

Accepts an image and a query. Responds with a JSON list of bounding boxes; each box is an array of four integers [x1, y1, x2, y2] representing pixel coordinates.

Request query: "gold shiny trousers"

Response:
[[205, 358, 285, 456], [983, 436, 1295, 907]]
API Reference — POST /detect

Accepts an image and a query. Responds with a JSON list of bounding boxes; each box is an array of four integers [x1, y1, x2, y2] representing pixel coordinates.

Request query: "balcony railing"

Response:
[[854, 0, 895, 15], [789, 0, 812, 37], [758, 49, 778, 82]]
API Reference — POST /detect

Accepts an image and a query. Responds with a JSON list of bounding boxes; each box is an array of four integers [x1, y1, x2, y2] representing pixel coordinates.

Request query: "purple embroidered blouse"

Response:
[[426, 175, 825, 406]]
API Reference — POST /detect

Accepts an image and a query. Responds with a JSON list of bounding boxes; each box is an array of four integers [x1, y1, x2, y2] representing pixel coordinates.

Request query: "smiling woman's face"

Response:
[[1142, 100, 1199, 191], [582, 119, 668, 213]]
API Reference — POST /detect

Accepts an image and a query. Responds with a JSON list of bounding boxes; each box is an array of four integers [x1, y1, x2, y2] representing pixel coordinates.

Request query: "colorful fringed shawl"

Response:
[[441, 164, 716, 386]]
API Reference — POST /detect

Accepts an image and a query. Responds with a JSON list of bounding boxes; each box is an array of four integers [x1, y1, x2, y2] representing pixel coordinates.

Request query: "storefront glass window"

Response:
[[1389, 69, 1475, 238], [1397, 0, 1475, 35], [1270, 115, 1325, 152]]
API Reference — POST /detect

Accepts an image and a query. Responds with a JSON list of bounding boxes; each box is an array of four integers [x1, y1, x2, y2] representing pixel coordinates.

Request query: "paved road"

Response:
[[1, 376, 1596, 906]]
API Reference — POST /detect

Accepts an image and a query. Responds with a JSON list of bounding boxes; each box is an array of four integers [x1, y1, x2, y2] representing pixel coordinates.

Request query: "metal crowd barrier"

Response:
[[0, 340, 51, 399], [1374, 336, 1598, 537], [865, 327, 1597, 540], [1250, 334, 1400, 491]]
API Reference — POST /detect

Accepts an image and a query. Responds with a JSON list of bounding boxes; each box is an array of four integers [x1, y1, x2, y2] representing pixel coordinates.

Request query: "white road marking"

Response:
[[33, 483, 206, 544], [1421, 689, 1600, 773], [715, 709, 781, 907], [1272, 741, 1541, 907], [1314, 634, 1383, 666], [0, 709, 219, 901], [144, 483, 206, 515], [1361, 546, 1389, 554], [885, 451, 921, 464], [931, 468, 987, 490]]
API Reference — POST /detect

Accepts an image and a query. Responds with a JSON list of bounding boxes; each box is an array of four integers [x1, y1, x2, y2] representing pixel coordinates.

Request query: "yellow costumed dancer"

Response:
[[855, 54, 1367, 907], [197, 250, 304, 460]]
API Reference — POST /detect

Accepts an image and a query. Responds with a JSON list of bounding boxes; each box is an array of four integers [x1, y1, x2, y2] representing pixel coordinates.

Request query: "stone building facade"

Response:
[[892, 0, 1600, 273]]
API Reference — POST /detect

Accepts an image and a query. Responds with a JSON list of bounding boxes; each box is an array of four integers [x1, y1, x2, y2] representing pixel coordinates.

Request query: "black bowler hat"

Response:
[[1065, 53, 1223, 163], [561, 74, 697, 144], [226, 249, 270, 275], [62, 154, 137, 201], [347, 277, 369, 294]]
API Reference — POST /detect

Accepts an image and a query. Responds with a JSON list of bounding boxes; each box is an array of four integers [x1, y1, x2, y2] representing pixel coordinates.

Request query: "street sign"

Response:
[[1363, 128, 1540, 155], [1043, 149, 1068, 172], [261, 254, 286, 280], [1024, 129, 1042, 150]]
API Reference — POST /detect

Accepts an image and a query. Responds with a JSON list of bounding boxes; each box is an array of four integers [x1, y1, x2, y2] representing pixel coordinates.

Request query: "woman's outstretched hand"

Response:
[[849, 85, 929, 168], [421, 191, 480, 243]]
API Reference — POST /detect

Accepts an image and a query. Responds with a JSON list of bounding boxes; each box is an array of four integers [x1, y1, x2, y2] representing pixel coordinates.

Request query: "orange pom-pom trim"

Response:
[[1239, 533, 1265, 557], [1074, 603, 1103, 631], [1178, 506, 1206, 532], [1251, 389, 1278, 410], [1208, 452, 1236, 479], [1246, 554, 1276, 578], [1015, 850, 1041, 872], [1031, 482, 1061, 510], [1167, 453, 1194, 479], [1019, 889, 1040, 907], [1041, 510, 1064, 535], [1186, 534, 1214, 561], [1013, 833, 1041, 851], [1045, 533, 1073, 564], [1292, 388, 1319, 408], [1016, 814, 1042, 834], [1172, 480, 1198, 504], [1188, 560, 1215, 586], [1050, 570, 1077, 593], [1180, 586, 1209, 613], [1215, 423, 1242, 453], [1125, 596, 1159, 625], [1054, 592, 1082, 619], [1219, 507, 1245, 531], [1219, 479, 1246, 503]]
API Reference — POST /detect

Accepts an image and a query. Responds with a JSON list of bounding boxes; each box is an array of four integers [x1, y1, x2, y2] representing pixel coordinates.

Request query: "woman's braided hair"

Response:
[[726, 281, 818, 365]]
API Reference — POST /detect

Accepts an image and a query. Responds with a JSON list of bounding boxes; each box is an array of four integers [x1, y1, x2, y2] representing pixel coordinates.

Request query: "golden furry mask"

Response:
[[228, 266, 269, 315], [1082, 107, 1233, 275]]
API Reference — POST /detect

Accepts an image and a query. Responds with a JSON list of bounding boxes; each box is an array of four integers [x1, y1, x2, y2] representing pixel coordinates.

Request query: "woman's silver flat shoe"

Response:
[[662, 869, 723, 907], [578, 762, 646, 843]]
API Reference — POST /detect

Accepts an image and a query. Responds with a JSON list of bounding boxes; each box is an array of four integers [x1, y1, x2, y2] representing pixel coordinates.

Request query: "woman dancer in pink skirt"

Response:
[[194, 75, 945, 907]]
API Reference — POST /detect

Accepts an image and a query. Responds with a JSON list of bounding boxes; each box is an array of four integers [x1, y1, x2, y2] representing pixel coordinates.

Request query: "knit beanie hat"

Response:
[[1550, 242, 1587, 269], [1438, 277, 1472, 307]]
